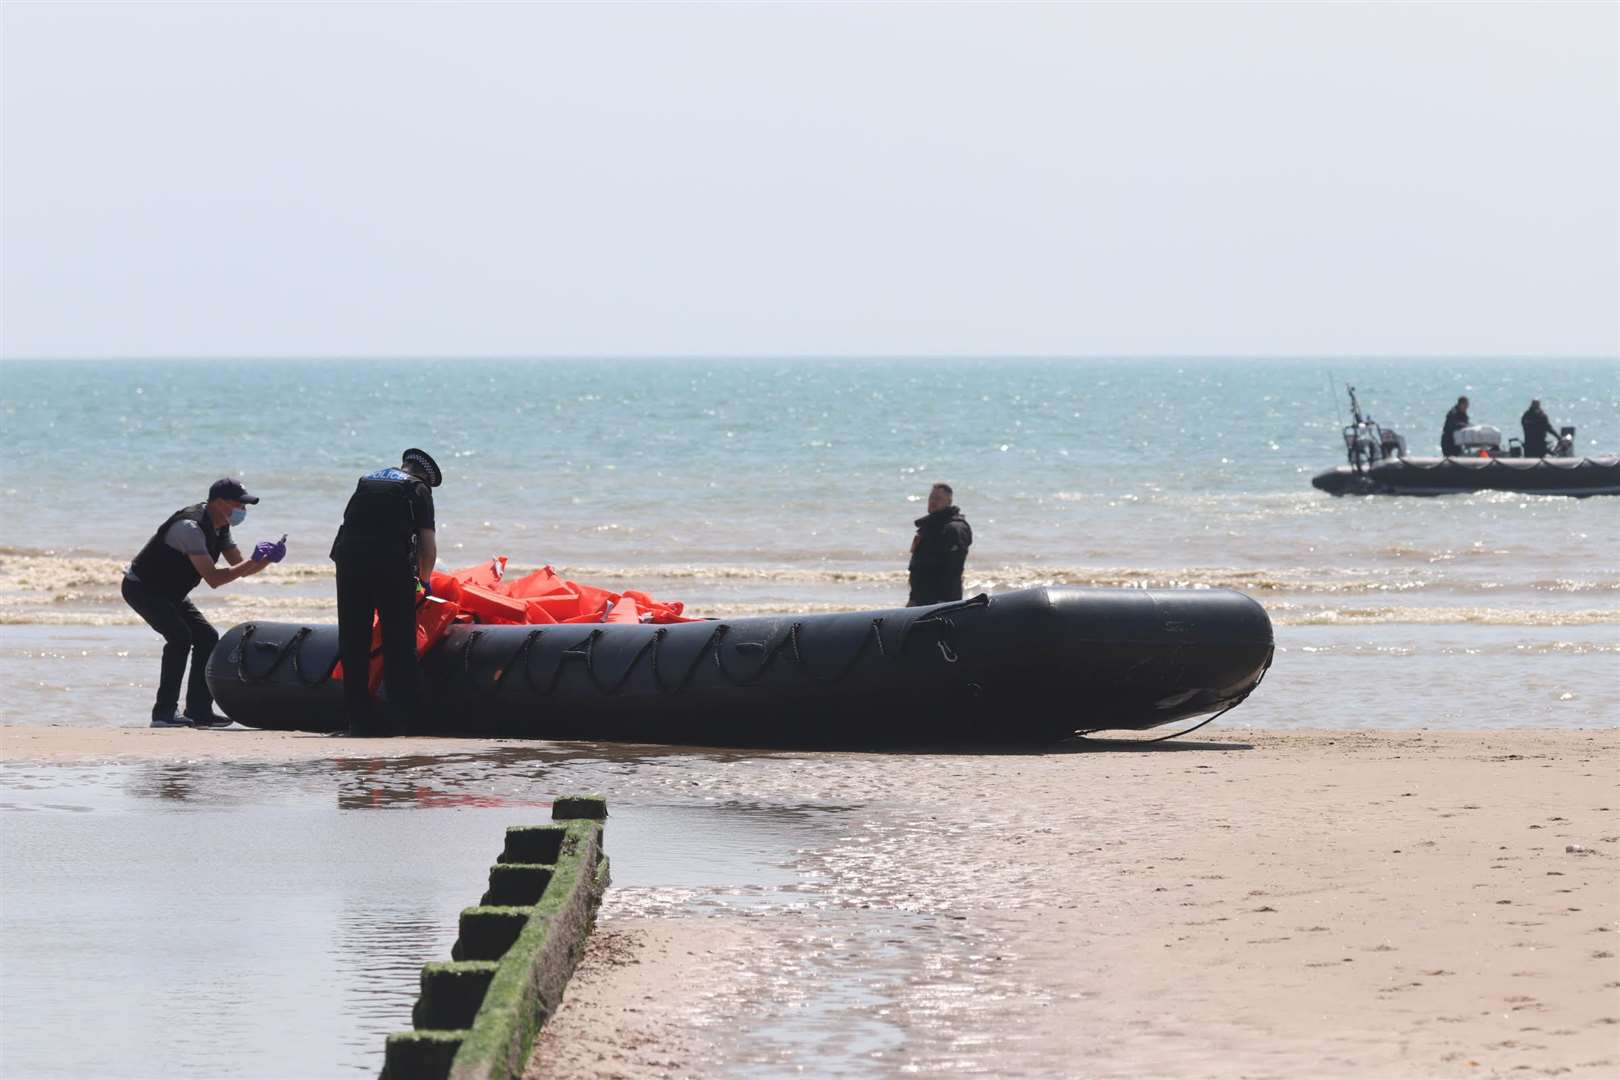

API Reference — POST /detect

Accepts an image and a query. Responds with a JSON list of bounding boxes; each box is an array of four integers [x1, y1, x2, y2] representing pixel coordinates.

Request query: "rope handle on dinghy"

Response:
[[460, 626, 671, 696], [895, 594, 988, 651], [563, 620, 890, 691], [227, 624, 340, 687], [1076, 700, 1238, 745], [1075, 645, 1274, 745], [603, 619, 887, 691], [1403, 456, 1589, 472], [450, 599, 982, 697]]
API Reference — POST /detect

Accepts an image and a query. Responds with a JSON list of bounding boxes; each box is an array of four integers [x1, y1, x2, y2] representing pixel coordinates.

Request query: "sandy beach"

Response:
[[7, 2, 1619, 1077], [6, 724, 1615, 1078]]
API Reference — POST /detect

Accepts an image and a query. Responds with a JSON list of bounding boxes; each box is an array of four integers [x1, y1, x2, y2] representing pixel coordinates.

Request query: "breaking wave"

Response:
[[1, 549, 1615, 627], [533, 563, 1620, 597], [1267, 605, 1620, 627]]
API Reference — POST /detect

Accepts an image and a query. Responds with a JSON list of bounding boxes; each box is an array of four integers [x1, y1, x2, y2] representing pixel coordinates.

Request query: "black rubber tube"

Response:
[[206, 586, 1275, 747]]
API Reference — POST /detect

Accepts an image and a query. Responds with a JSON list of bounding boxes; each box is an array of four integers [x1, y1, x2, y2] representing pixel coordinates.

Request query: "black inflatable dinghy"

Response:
[[206, 586, 1273, 746], [1312, 456, 1620, 497], [1312, 384, 1619, 497]]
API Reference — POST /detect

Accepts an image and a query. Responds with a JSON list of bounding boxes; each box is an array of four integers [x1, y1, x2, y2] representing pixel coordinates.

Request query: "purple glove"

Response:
[[253, 536, 288, 563]]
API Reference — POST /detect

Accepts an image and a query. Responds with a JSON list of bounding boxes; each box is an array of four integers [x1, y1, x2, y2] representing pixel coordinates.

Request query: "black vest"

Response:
[[1522, 408, 1552, 444], [330, 474, 419, 573], [908, 506, 972, 603], [129, 503, 225, 598]]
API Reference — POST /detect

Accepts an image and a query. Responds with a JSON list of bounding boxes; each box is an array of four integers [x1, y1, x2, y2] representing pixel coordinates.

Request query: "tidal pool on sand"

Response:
[[0, 754, 820, 1079]]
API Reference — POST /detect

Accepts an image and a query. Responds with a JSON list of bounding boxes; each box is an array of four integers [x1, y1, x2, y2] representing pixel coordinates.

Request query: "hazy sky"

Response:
[[2, 1, 1616, 358]]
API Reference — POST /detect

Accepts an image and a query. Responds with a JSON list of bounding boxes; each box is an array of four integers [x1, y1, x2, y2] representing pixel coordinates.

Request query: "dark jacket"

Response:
[[129, 503, 229, 599], [1521, 405, 1553, 457], [907, 506, 972, 606], [1440, 405, 1469, 457], [330, 468, 435, 576]]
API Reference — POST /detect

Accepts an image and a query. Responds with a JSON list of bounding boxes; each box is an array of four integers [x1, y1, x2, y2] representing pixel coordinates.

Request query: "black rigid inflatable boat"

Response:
[[1311, 385, 1620, 498], [205, 586, 1274, 746], [1312, 455, 1620, 497]]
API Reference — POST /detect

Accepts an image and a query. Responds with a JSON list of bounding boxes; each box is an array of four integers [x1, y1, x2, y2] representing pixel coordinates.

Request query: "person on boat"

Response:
[[122, 478, 280, 728], [1521, 400, 1556, 458], [1440, 396, 1470, 457], [908, 483, 973, 607], [331, 448, 441, 737]]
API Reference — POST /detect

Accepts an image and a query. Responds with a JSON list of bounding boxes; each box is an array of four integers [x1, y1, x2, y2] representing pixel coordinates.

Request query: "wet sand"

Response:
[[0, 723, 514, 764], [4, 725, 1617, 1078], [524, 729, 1620, 1080]]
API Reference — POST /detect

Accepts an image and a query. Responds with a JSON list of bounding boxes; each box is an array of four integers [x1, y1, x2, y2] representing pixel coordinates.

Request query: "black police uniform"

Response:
[[1440, 404, 1469, 457], [331, 468, 435, 734], [907, 505, 973, 607], [122, 504, 230, 722], [1521, 405, 1554, 458]]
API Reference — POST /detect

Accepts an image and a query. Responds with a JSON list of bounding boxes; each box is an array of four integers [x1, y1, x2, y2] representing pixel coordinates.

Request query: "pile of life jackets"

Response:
[[341, 557, 698, 692]]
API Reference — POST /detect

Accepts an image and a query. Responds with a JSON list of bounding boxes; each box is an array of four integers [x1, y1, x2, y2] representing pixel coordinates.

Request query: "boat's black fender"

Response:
[[1313, 455, 1620, 497], [206, 586, 1274, 746]]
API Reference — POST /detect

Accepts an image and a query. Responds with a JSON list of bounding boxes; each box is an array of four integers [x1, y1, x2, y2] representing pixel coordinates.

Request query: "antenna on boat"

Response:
[[1328, 370, 1345, 429], [1347, 384, 1365, 427]]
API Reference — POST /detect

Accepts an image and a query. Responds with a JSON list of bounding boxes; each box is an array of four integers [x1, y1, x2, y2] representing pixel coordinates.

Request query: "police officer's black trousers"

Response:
[[121, 575, 219, 721], [335, 564, 419, 736]]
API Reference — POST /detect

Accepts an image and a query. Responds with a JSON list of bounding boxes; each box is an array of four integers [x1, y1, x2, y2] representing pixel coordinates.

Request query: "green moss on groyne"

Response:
[[383, 1031, 464, 1080], [380, 799, 610, 1080], [480, 864, 555, 907], [450, 907, 533, 963], [413, 962, 500, 1030], [549, 795, 607, 821]]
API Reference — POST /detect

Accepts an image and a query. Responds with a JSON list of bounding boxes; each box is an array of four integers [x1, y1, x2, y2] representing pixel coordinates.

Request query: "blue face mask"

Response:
[[228, 507, 247, 526]]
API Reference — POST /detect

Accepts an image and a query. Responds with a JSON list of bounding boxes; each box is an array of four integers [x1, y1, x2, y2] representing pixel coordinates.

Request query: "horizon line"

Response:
[[4, 353, 1618, 363]]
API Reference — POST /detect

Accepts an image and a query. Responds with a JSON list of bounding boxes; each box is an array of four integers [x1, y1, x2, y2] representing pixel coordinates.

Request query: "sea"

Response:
[[1, 355, 1617, 729], [3, 356, 1618, 1079]]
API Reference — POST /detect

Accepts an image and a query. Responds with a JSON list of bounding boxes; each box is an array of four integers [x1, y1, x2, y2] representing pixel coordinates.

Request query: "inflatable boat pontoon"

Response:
[[206, 586, 1274, 746], [1312, 455, 1620, 497]]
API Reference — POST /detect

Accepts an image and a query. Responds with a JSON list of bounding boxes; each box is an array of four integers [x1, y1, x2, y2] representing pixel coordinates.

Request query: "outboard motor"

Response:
[[1455, 425, 1502, 457], [1346, 425, 1378, 466], [1339, 385, 1405, 467]]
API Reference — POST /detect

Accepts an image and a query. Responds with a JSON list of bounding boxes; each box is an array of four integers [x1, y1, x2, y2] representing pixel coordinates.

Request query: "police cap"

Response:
[[401, 448, 442, 488]]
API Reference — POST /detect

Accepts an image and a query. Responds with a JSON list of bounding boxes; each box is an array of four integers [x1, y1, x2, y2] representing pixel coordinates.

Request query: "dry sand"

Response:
[[4, 725, 1617, 1078]]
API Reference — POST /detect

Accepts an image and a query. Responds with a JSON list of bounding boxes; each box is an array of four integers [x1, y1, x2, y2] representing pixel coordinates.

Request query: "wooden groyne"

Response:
[[381, 795, 610, 1080]]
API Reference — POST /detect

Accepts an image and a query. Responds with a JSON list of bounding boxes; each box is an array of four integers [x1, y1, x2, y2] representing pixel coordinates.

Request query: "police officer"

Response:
[[331, 448, 441, 736], [907, 482, 973, 607], [1521, 399, 1555, 458], [1440, 396, 1470, 457], [122, 478, 275, 727]]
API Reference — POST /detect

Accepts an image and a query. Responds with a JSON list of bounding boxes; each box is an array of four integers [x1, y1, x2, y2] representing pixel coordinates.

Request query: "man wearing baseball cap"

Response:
[[330, 448, 441, 736], [122, 478, 284, 727]]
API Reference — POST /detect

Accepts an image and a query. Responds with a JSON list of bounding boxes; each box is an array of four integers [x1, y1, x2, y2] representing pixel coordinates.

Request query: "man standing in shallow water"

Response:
[[907, 482, 973, 607], [122, 478, 281, 727]]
